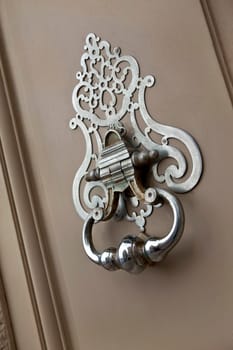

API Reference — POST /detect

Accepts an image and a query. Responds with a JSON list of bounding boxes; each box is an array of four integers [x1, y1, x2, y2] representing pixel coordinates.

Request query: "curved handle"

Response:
[[82, 188, 184, 273]]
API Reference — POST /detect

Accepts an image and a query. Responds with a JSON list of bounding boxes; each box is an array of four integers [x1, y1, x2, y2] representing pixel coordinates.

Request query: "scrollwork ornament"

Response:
[[70, 33, 203, 272]]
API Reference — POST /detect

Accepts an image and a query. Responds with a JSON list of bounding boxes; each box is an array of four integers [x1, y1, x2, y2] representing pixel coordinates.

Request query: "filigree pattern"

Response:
[[70, 33, 202, 229]]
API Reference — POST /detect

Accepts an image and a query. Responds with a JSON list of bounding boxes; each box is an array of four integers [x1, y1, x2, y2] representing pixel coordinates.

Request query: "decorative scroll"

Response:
[[70, 33, 202, 230]]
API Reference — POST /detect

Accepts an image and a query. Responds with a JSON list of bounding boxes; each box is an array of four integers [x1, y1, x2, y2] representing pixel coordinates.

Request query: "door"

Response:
[[0, 1, 233, 349]]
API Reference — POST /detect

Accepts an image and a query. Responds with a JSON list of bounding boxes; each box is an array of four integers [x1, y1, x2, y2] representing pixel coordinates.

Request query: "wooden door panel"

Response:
[[201, 0, 233, 103], [1, 1, 233, 349]]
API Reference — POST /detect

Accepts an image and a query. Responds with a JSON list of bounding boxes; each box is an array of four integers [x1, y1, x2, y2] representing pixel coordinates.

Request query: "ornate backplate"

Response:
[[70, 33, 202, 232]]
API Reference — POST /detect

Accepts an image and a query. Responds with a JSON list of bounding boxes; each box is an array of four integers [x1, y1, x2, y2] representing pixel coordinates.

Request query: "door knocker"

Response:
[[69, 33, 202, 273]]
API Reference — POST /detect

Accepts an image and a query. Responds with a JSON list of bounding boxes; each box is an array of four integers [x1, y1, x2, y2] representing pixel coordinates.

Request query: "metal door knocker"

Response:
[[69, 33, 203, 273]]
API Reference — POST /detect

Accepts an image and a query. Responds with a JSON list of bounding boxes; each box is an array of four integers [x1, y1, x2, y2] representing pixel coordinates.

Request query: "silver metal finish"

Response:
[[70, 33, 203, 273], [82, 188, 184, 272]]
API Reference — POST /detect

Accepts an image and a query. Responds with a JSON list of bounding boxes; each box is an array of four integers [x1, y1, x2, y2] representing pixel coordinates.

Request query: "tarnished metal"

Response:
[[70, 33, 203, 273]]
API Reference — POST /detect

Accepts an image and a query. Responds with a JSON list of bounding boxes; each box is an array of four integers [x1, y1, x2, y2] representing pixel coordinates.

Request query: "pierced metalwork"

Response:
[[70, 33, 203, 273]]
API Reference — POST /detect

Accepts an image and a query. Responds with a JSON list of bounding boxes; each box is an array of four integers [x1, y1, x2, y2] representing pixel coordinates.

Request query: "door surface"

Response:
[[0, 1, 233, 349]]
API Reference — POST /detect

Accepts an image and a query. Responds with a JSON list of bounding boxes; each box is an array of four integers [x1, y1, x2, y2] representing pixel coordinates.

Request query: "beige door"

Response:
[[1, 1, 233, 349]]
